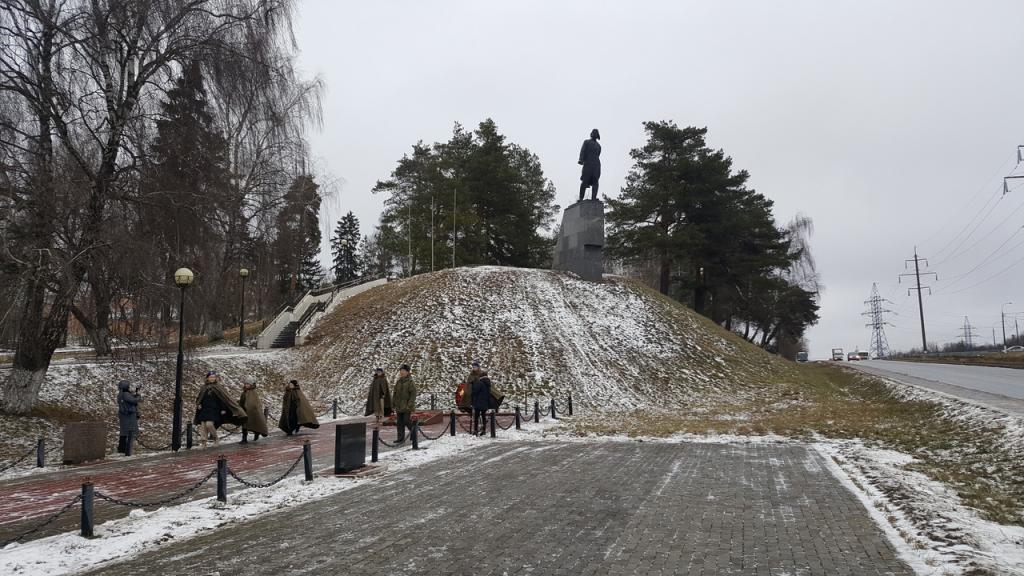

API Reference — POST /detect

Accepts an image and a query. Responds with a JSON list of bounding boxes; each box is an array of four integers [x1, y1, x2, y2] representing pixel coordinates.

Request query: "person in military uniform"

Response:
[[391, 364, 417, 442]]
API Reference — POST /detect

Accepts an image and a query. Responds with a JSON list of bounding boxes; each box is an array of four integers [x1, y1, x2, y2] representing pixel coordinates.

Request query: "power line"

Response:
[[937, 225, 1024, 290], [862, 283, 894, 359], [923, 151, 1015, 256], [899, 248, 938, 352]]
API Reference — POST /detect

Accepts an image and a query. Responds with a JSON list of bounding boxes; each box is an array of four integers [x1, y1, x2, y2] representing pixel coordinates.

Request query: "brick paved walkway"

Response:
[[0, 411, 514, 545], [83, 441, 913, 576]]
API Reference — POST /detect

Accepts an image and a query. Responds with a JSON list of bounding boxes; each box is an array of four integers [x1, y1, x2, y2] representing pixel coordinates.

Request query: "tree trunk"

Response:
[[658, 253, 671, 295], [3, 276, 71, 414]]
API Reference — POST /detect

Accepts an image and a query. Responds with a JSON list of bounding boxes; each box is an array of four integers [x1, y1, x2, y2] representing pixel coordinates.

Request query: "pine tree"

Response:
[[372, 120, 557, 274], [331, 212, 362, 282]]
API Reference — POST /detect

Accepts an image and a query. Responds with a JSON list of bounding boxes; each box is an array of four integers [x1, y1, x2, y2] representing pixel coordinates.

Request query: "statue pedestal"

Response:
[[552, 200, 604, 282]]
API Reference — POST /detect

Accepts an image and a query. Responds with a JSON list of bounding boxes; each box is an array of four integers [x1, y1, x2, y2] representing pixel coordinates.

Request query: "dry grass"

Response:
[[569, 363, 1024, 526], [895, 352, 1024, 370]]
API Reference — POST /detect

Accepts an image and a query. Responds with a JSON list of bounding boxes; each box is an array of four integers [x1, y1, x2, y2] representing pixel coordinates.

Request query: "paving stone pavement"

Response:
[[83, 441, 913, 576]]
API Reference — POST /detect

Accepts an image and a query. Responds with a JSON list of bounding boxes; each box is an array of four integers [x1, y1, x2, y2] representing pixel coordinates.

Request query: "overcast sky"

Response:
[[293, 0, 1024, 359]]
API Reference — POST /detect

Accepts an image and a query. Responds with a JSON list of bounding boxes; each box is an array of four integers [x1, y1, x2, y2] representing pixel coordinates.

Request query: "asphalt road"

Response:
[[851, 360, 1024, 415]]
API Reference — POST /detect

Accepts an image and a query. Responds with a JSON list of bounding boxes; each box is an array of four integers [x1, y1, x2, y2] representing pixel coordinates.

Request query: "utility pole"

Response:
[[1001, 302, 1013, 350], [430, 195, 435, 272], [899, 247, 938, 352], [862, 283, 894, 359], [960, 316, 978, 350]]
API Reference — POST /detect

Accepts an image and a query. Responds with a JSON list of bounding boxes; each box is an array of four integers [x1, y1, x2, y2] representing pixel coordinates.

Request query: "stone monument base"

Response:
[[552, 199, 604, 282]]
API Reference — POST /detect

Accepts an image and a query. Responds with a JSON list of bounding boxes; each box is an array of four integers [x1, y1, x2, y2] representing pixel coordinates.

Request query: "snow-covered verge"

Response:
[[0, 420, 562, 575], [818, 440, 1024, 576], [297, 266, 792, 411]]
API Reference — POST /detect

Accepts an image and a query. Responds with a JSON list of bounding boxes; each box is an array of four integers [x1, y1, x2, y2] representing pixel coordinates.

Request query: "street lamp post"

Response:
[[238, 268, 249, 347], [1002, 302, 1013, 350], [171, 268, 194, 452]]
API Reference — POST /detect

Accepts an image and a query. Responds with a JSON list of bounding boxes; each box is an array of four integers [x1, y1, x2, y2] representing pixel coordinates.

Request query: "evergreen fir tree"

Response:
[[331, 211, 362, 282]]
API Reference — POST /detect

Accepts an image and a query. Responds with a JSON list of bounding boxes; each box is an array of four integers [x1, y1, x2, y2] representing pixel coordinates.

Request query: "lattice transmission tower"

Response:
[[862, 283, 894, 359]]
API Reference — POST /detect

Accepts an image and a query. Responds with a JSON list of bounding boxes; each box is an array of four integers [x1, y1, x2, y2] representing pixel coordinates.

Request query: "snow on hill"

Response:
[[296, 266, 791, 410]]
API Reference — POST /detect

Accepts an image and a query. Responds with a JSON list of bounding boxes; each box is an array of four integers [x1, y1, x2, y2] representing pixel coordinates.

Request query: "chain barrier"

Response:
[[495, 415, 516, 431], [0, 446, 37, 474], [227, 450, 304, 489], [455, 413, 476, 433], [415, 421, 448, 441], [0, 495, 82, 548], [94, 469, 217, 508], [136, 437, 171, 452], [377, 434, 407, 448]]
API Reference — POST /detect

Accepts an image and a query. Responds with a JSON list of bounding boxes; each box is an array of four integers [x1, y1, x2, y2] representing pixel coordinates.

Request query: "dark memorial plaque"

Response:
[[64, 422, 107, 464], [334, 422, 366, 473]]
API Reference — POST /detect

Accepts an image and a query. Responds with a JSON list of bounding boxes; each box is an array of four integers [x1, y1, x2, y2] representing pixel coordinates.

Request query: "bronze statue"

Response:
[[578, 128, 601, 202]]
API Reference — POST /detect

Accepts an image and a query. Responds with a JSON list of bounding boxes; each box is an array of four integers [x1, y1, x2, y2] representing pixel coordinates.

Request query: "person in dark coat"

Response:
[[193, 371, 248, 448], [364, 368, 393, 422], [578, 128, 601, 202], [471, 371, 492, 436], [116, 380, 140, 454], [391, 365, 417, 442], [278, 380, 320, 435], [458, 361, 484, 413]]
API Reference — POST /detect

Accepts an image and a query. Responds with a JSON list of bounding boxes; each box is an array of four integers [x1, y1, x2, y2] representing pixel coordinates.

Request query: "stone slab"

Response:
[[62, 422, 107, 464]]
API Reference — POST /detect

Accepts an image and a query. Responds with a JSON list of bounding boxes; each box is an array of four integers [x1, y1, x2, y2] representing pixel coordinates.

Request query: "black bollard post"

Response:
[[411, 422, 419, 450], [550, 398, 557, 419], [371, 428, 380, 463], [332, 398, 338, 420], [217, 456, 227, 503], [489, 410, 496, 438], [430, 393, 436, 410], [534, 400, 540, 423], [36, 437, 44, 468], [303, 440, 313, 482], [186, 424, 193, 450], [80, 481, 94, 537], [125, 431, 133, 457], [568, 393, 573, 416], [450, 410, 456, 436], [515, 406, 521, 430]]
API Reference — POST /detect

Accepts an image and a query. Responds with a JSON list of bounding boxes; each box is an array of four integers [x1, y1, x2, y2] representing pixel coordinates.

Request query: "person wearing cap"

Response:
[[459, 361, 484, 413], [116, 380, 140, 454], [471, 370, 493, 436], [364, 368, 393, 422], [193, 371, 248, 448], [238, 375, 269, 444], [391, 364, 417, 442], [578, 128, 601, 202], [278, 379, 320, 435]]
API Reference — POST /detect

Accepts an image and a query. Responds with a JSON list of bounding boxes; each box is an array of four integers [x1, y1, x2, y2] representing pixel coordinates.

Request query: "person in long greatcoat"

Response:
[[364, 368, 393, 422], [116, 380, 140, 454], [193, 371, 248, 448], [578, 128, 601, 201], [238, 375, 269, 443], [278, 380, 320, 435], [391, 365, 417, 442], [471, 371, 492, 436]]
